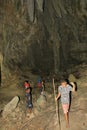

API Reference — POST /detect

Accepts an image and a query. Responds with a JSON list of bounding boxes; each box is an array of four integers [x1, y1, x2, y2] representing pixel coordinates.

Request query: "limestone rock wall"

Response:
[[0, 0, 87, 77], [43, 0, 87, 70]]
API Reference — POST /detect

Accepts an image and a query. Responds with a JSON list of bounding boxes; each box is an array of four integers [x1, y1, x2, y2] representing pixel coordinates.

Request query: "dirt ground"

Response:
[[0, 65, 87, 130]]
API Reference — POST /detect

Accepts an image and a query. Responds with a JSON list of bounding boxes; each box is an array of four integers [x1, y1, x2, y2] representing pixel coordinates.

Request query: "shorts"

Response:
[[27, 103, 33, 108], [62, 104, 69, 114]]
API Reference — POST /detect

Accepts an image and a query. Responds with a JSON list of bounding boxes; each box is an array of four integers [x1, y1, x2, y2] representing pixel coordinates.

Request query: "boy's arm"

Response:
[[70, 82, 75, 92], [56, 92, 61, 100]]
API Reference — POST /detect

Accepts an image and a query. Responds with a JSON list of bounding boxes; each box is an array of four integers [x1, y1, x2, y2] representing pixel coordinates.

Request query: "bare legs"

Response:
[[62, 104, 69, 128], [64, 112, 69, 128], [29, 108, 32, 113]]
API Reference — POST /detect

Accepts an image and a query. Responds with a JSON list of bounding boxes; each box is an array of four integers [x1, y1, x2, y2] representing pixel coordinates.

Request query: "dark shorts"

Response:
[[26, 93, 33, 108], [27, 102, 33, 108]]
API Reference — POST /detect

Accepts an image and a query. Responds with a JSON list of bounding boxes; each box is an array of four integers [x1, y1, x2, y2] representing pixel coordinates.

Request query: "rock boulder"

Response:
[[2, 96, 20, 118]]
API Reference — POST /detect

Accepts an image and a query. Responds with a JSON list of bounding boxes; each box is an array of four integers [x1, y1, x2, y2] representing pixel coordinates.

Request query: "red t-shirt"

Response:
[[37, 82, 42, 88], [24, 83, 30, 89]]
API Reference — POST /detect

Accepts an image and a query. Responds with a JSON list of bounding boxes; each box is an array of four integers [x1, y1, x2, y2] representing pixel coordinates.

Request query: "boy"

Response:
[[41, 80, 45, 93], [56, 79, 75, 128]]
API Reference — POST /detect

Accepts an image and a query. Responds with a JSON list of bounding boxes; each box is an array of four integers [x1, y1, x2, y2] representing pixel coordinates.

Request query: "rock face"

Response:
[[2, 96, 19, 118], [26, 0, 35, 22], [36, 0, 44, 12], [37, 94, 47, 109], [0, 0, 87, 77]]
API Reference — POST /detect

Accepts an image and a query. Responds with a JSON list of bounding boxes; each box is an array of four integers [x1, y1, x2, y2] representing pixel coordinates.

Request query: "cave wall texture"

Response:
[[0, 0, 87, 78]]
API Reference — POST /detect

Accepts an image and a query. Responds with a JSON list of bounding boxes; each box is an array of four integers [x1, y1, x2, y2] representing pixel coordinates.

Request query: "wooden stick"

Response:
[[53, 78, 58, 120], [53, 78, 61, 130]]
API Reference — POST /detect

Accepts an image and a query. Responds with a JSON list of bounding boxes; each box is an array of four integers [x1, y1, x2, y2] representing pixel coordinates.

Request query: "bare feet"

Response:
[[66, 123, 69, 128], [29, 108, 32, 113]]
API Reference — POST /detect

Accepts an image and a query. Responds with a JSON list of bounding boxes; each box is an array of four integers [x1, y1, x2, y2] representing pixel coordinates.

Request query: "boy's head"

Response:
[[41, 80, 45, 84], [25, 80, 28, 83], [60, 79, 67, 87], [26, 88, 30, 93]]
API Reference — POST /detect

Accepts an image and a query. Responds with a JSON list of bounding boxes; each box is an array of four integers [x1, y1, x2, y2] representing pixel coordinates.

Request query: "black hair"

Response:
[[25, 80, 29, 83], [60, 79, 67, 83]]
